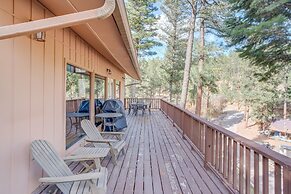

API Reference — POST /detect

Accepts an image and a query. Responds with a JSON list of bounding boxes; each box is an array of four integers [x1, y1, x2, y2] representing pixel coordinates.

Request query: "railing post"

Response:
[[173, 105, 175, 126], [283, 166, 291, 194], [182, 111, 185, 139], [204, 126, 213, 168]]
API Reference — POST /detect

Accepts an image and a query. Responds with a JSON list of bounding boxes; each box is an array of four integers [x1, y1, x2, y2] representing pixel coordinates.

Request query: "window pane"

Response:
[[65, 64, 90, 149], [95, 76, 105, 100], [108, 78, 114, 99], [116, 81, 120, 99]]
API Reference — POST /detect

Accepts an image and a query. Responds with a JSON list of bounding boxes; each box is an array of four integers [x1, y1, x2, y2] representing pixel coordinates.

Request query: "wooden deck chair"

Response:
[[31, 140, 108, 194], [81, 119, 126, 165]]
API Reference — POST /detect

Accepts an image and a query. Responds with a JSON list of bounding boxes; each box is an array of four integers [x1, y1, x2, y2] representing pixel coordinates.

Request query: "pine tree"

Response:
[[126, 0, 161, 57], [195, 0, 206, 116], [160, 0, 189, 102], [222, 0, 291, 77], [180, 0, 198, 108]]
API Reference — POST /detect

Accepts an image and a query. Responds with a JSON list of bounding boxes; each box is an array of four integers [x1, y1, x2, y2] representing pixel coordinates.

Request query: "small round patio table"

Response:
[[95, 113, 122, 131]]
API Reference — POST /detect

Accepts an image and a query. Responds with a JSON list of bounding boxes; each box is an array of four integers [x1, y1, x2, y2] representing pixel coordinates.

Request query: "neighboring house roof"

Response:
[[270, 120, 291, 134]]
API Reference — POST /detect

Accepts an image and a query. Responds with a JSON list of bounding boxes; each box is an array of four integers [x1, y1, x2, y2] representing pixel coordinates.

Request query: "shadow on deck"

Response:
[[36, 110, 231, 194]]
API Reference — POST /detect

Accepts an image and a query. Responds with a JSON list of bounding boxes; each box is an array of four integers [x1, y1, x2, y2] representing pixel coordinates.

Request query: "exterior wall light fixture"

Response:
[[106, 68, 112, 75], [33, 32, 46, 42]]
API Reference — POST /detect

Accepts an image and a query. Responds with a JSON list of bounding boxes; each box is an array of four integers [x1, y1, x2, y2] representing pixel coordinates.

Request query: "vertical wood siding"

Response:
[[0, 0, 125, 193]]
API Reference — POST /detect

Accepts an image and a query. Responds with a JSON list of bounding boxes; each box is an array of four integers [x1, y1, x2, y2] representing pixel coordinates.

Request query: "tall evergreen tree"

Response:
[[125, 0, 161, 97], [180, 0, 198, 108], [195, 0, 206, 116], [221, 0, 291, 77], [126, 0, 161, 57], [160, 0, 189, 102]]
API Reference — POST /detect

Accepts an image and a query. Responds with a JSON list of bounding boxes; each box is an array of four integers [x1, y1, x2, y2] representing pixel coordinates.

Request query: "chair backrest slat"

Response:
[[81, 119, 104, 140], [31, 140, 73, 194]]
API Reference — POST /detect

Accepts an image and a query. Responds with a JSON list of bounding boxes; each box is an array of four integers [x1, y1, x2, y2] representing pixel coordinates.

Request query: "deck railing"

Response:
[[124, 98, 161, 109], [66, 98, 85, 113], [160, 99, 291, 194]]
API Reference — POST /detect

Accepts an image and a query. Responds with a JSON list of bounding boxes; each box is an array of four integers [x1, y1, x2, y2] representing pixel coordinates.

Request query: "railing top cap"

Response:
[[161, 99, 291, 168]]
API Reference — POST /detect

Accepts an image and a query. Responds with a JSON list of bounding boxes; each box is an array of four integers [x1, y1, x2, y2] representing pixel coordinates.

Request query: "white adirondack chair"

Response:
[[81, 119, 126, 165], [31, 140, 108, 194]]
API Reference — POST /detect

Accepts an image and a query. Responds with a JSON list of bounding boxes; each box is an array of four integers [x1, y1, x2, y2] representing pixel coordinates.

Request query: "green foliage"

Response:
[[66, 72, 79, 99], [126, 0, 162, 57], [137, 59, 165, 97], [160, 0, 189, 101], [213, 52, 287, 124], [221, 0, 291, 76], [124, 0, 290, 125], [188, 42, 221, 103], [66, 72, 90, 100], [95, 78, 105, 99]]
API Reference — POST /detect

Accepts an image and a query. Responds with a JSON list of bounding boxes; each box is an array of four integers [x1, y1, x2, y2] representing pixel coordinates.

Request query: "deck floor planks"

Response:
[[107, 113, 141, 194], [123, 116, 142, 194], [100, 114, 133, 192], [151, 112, 183, 194], [36, 111, 232, 194], [149, 113, 174, 194], [122, 116, 143, 194], [133, 117, 145, 194], [153, 113, 199, 194], [147, 114, 164, 194], [158, 111, 230, 194], [143, 116, 154, 194], [154, 113, 205, 194]]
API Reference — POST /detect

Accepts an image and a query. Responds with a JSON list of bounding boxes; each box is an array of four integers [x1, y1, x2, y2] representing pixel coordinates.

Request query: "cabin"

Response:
[[0, 0, 291, 194]]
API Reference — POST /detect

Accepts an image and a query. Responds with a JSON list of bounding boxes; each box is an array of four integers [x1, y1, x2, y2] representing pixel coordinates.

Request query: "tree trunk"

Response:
[[206, 89, 210, 118], [244, 105, 249, 128], [179, 1, 197, 109], [169, 79, 173, 102], [283, 66, 288, 120], [195, 1, 205, 116]]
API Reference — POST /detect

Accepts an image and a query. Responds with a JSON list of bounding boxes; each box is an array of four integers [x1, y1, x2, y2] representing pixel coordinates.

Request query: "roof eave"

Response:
[[113, 0, 141, 80]]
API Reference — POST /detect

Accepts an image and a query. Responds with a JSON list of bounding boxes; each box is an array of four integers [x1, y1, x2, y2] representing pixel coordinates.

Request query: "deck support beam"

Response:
[[0, 0, 115, 40]]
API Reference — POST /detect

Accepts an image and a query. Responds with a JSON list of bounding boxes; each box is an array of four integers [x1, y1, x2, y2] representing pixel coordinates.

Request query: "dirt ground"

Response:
[[212, 104, 291, 157]]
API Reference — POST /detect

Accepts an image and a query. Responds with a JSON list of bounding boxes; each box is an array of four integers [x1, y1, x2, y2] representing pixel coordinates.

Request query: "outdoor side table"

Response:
[[95, 113, 122, 131]]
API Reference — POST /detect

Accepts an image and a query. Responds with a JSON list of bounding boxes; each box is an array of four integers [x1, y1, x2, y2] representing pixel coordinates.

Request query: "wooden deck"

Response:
[[36, 110, 231, 194], [103, 110, 230, 194]]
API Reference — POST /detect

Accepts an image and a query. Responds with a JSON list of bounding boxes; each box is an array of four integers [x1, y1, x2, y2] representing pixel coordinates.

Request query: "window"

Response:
[[95, 76, 105, 100], [108, 78, 114, 99], [94, 76, 105, 126], [116, 80, 120, 99], [65, 64, 91, 149]]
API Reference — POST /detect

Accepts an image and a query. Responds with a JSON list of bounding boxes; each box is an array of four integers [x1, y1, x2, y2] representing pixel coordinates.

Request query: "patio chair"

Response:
[[81, 119, 126, 165], [31, 140, 108, 194]]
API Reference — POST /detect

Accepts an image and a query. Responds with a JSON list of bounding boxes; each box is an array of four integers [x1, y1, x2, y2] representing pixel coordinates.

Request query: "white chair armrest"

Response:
[[100, 131, 125, 135], [86, 138, 118, 144], [39, 172, 101, 184], [63, 154, 100, 162]]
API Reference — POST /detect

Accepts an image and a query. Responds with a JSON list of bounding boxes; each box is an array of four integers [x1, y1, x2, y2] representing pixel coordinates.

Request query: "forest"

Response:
[[125, 0, 290, 129]]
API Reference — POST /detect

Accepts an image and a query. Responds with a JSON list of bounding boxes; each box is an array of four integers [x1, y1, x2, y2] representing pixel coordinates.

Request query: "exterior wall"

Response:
[[0, 0, 125, 193]]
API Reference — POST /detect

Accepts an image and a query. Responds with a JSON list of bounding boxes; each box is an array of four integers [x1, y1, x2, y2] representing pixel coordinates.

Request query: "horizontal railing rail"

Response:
[[160, 99, 291, 194], [66, 98, 85, 113], [124, 98, 161, 109]]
